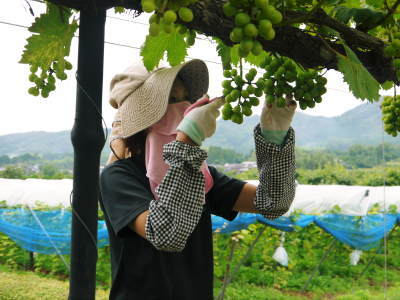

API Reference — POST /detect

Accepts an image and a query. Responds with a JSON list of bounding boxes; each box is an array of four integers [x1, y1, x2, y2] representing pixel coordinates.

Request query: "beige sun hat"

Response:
[[109, 59, 209, 138]]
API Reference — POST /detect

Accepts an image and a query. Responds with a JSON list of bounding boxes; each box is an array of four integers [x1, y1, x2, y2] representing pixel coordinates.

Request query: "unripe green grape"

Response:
[[314, 96, 322, 103], [222, 79, 232, 89], [245, 72, 254, 82], [242, 106, 252, 116], [230, 27, 244, 43], [149, 23, 161, 36], [316, 76, 327, 85], [223, 88, 231, 96], [41, 89, 49, 98], [246, 85, 255, 94], [178, 7, 194, 22], [241, 90, 250, 98], [254, 88, 263, 97], [223, 69, 231, 78], [258, 19, 272, 36], [149, 13, 160, 24], [65, 61, 73, 70], [48, 74, 55, 85], [249, 68, 257, 77], [30, 64, 38, 73], [57, 72, 67, 80], [48, 83, 56, 91], [307, 100, 315, 108], [276, 97, 286, 107], [230, 89, 241, 100], [266, 94, 275, 104], [28, 87, 39, 96], [178, 25, 188, 34], [233, 105, 241, 114], [223, 3, 237, 17], [240, 39, 254, 52], [222, 103, 233, 115], [269, 9, 282, 24], [255, 78, 265, 89], [231, 112, 243, 124], [392, 39, 400, 49], [186, 33, 196, 46], [251, 42, 263, 56], [299, 101, 308, 110], [231, 69, 238, 76], [141, 0, 156, 13], [244, 23, 258, 38], [238, 47, 250, 58], [225, 94, 234, 103], [234, 76, 245, 87], [255, 0, 268, 9], [384, 45, 396, 57], [40, 71, 48, 80], [29, 73, 38, 82], [235, 13, 251, 27], [249, 97, 260, 106], [261, 27, 275, 40], [164, 10, 177, 24]]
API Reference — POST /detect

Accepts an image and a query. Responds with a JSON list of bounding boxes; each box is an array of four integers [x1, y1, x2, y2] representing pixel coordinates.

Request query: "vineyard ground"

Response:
[[0, 264, 399, 300]]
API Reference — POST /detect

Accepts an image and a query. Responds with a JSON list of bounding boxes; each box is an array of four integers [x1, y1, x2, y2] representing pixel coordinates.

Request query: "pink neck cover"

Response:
[[145, 101, 214, 200]]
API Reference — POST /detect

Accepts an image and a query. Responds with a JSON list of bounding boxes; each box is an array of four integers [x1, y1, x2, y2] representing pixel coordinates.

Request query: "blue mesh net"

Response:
[[0, 208, 399, 254]]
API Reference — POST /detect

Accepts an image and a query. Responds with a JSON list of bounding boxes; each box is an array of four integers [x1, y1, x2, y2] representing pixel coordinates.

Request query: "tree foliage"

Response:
[[20, 0, 400, 134]]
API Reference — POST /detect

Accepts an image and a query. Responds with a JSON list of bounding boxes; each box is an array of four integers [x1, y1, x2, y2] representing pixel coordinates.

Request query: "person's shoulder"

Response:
[[101, 157, 145, 181]]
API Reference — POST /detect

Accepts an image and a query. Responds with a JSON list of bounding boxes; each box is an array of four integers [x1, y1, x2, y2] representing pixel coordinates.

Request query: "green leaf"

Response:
[[230, 44, 240, 66], [166, 31, 187, 66], [381, 81, 393, 90], [141, 29, 187, 71], [337, 44, 380, 102], [245, 50, 268, 67], [19, 3, 77, 70], [215, 39, 232, 69]]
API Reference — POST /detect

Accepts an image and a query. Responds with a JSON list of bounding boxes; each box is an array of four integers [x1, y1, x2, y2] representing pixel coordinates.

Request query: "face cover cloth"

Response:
[[145, 101, 214, 201]]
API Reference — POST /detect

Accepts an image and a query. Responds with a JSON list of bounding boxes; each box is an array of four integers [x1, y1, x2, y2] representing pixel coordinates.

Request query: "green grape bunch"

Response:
[[381, 96, 400, 137], [143, 0, 197, 41], [261, 55, 327, 110], [223, 0, 282, 58], [384, 31, 400, 80], [221, 67, 264, 124], [27, 58, 72, 98]]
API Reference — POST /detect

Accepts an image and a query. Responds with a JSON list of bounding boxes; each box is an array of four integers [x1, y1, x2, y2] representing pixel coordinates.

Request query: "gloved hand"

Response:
[[260, 96, 297, 145], [177, 95, 225, 145]]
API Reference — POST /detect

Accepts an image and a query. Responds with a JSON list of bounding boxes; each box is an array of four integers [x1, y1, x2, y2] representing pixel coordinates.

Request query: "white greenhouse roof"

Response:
[[0, 178, 399, 215]]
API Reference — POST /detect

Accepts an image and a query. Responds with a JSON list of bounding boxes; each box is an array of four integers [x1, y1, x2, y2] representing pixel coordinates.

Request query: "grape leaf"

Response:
[[245, 51, 268, 67], [215, 39, 231, 69], [230, 45, 240, 66], [19, 3, 77, 70], [141, 30, 187, 70], [337, 44, 380, 102]]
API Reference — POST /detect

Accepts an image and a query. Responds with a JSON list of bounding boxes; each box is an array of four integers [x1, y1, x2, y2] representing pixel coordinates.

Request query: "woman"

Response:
[[99, 59, 296, 300]]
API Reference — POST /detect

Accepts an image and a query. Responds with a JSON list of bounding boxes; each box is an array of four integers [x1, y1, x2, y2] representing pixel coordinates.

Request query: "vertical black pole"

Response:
[[69, 8, 106, 300]]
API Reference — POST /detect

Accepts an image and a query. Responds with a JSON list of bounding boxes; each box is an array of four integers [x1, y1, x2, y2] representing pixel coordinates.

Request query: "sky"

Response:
[[0, 1, 394, 136]]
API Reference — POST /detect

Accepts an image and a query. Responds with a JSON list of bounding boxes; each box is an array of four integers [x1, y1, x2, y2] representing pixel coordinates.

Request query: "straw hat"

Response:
[[109, 59, 209, 138]]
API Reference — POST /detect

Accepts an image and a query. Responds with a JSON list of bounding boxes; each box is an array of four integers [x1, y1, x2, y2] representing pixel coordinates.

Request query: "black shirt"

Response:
[[99, 155, 246, 300]]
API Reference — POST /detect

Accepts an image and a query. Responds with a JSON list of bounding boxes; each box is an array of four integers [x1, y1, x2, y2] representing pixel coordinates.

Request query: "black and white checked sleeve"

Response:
[[145, 140, 207, 252], [254, 124, 296, 220]]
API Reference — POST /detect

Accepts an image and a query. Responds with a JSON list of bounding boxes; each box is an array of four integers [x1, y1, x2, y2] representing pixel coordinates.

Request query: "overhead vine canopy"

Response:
[[20, 0, 400, 136]]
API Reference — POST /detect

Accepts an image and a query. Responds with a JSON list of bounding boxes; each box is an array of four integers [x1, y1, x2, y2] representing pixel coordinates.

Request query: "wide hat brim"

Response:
[[118, 59, 209, 138]]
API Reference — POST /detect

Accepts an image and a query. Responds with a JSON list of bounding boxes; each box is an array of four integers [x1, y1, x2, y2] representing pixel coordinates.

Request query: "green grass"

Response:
[[1, 264, 400, 300]]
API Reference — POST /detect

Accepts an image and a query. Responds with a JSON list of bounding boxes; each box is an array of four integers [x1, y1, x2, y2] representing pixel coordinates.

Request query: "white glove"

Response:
[[260, 96, 297, 132], [177, 96, 225, 145]]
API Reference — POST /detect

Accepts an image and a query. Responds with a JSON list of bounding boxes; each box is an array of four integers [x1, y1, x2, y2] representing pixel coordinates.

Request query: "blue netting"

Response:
[[314, 214, 398, 250], [0, 208, 399, 254], [0, 209, 108, 255]]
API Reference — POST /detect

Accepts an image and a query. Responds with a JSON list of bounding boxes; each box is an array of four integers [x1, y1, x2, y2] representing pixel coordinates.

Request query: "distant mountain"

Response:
[[0, 101, 398, 156]]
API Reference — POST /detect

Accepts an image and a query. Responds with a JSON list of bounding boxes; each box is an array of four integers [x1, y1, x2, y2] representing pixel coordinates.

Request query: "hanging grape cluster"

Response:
[[381, 96, 400, 137], [143, 0, 197, 45], [221, 67, 262, 124], [384, 31, 400, 80], [223, 0, 282, 58], [262, 55, 327, 110], [28, 59, 72, 98]]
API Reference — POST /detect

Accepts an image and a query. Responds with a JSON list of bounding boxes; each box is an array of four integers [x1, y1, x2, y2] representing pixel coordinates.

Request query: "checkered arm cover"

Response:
[[145, 141, 207, 252], [254, 124, 296, 219]]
